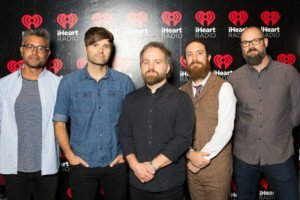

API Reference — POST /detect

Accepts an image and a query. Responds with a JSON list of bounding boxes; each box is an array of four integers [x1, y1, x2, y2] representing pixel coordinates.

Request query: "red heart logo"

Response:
[[47, 59, 63, 74], [260, 176, 270, 190], [228, 11, 248, 26], [161, 11, 182, 27], [57, 13, 78, 30], [213, 54, 233, 70], [112, 57, 132, 70], [21, 14, 43, 29], [76, 58, 87, 69], [128, 12, 148, 27], [180, 56, 187, 69], [277, 53, 296, 65], [7, 60, 24, 73], [195, 11, 215, 26], [67, 188, 72, 198], [91, 12, 112, 26], [231, 178, 237, 192], [261, 11, 280, 26]]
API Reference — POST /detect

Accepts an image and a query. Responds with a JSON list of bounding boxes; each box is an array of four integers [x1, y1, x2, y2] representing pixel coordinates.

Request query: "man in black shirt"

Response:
[[118, 42, 195, 200]]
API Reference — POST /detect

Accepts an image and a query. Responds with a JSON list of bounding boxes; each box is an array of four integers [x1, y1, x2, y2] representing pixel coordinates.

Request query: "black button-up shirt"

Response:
[[118, 83, 195, 192], [228, 58, 300, 165]]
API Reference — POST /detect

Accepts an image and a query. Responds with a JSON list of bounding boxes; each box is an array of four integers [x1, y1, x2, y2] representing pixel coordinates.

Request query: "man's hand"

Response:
[[188, 151, 210, 169], [187, 161, 200, 173], [131, 162, 155, 183], [110, 154, 126, 167], [66, 152, 89, 167]]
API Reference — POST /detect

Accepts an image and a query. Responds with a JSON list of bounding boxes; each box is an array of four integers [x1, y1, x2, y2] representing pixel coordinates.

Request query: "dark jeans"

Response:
[[233, 156, 299, 200], [4, 171, 58, 200], [130, 184, 184, 200], [69, 163, 128, 200]]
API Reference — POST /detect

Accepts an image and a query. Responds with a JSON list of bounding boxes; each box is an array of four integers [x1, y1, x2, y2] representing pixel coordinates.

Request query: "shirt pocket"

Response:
[[107, 91, 124, 114], [72, 91, 93, 113]]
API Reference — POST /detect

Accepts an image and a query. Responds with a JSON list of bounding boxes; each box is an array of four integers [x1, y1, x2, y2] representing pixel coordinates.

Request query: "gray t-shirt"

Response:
[[15, 78, 42, 172]]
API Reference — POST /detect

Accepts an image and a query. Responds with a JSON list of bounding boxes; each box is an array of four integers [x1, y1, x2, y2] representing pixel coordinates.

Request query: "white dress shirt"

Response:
[[192, 72, 236, 160]]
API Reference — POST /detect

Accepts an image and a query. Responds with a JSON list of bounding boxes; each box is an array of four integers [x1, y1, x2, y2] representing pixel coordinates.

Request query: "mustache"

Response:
[[189, 61, 204, 67], [247, 48, 258, 53]]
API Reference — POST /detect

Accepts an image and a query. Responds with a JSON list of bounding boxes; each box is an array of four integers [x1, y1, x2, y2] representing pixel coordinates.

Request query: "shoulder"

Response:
[[0, 71, 19, 87], [109, 68, 132, 82], [180, 80, 192, 91]]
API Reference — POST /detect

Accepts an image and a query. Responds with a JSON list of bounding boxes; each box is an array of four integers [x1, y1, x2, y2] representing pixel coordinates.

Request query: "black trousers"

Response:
[[4, 171, 58, 200], [69, 163, 128, 200], [130, 184, 184, 200]]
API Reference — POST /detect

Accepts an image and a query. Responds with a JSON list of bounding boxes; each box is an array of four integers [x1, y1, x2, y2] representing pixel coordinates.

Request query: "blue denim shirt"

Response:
[[53, 67, 133, 167]]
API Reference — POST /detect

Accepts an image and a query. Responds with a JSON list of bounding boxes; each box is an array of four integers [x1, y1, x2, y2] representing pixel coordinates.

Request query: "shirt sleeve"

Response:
[[53, 77, 70, 123], [200, 82, 237, 160], [161, 93, 195, 162], [289, 67, 300, 126], [118, 96, 136, 156]]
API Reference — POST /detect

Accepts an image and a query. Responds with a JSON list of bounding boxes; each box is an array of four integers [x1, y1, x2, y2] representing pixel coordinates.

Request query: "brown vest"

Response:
[[181, 73, 232, 160]]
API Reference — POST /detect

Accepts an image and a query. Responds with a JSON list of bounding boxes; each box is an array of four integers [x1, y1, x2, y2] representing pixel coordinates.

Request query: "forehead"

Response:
[[241, 28, 263, 41], [142, 47, 165, 59], [24, 35, 47, 46], [185, 42, 206, 52]]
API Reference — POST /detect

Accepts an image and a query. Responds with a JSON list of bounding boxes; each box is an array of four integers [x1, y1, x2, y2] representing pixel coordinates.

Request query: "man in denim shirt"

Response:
[[53, 27, 134, 200]]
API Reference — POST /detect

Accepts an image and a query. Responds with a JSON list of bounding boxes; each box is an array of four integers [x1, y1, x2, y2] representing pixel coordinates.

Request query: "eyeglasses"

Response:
[[240, 38, 265, 47], [22, 44, 50, 54]]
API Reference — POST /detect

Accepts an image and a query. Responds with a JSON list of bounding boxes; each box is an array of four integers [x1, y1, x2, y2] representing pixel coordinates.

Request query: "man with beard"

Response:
[[118, 42, 195, 200], [53, 27, 133, 200], [0, 29, 61, 200], [228, 26, 300, 200], [181, 39, 236, 200]]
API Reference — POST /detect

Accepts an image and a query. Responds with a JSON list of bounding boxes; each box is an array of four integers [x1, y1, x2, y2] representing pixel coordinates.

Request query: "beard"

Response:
[[143, 70, 166, 86], [243, 47, 267, 66], [186, 60, 211, 81]]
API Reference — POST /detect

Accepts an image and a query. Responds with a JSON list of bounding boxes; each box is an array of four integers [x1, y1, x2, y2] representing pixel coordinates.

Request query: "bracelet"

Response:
[[149, 161, 158, 172]]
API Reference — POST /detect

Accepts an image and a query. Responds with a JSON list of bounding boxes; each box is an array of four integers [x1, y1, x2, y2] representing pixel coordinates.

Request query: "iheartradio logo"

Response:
[[213, 54, 233, 70], [47, 59, 63, 74], [261, 11, 280, 26], [260, 176, 270, 190], [161, 11, 182, 27], [21, 14, 43, 30], [180, 56, 187, 69], [76, 58, 87, 69], [277, 53, 296, 65], [228, 11, 248, 26], [57, 13, 78, 30], [128, 12, 148, 27], [7, 60, 24, 73], [91, 12, 112, 26], [195, 11, 215, 26]]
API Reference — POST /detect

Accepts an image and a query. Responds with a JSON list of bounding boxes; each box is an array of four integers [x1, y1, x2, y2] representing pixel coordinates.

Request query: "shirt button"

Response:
[[258, 138, 261, 140], [99, 106, 101, 109], [149, 109, 152, 112], [260, 112, 262, 115], [149, 141, 152, 144], [259, 99, 262, 102], [259, 125, 262, 128], [259, 87, 261, 89], [149, 125, 152, 128], [98, 93, 100, 96], [100, 133, 103, 137]]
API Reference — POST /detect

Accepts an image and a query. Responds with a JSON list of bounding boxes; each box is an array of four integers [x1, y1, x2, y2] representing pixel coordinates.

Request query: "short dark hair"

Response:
[[84, 27, 114, 47], [140, 41, 173, 78], [22, 28, 51, 48], [184, 38, 210, 58]]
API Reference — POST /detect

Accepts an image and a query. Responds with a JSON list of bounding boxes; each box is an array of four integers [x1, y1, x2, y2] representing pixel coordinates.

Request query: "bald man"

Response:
[[228, 26, 300, 200]]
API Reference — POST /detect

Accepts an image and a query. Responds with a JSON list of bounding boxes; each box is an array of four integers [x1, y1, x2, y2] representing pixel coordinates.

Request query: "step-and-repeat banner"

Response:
[[0, 0, 299, 199]]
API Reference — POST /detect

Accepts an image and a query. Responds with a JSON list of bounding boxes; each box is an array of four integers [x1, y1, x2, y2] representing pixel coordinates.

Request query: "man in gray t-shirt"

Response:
[[228, 26, 300, 200], [0, 29, 60, 200]]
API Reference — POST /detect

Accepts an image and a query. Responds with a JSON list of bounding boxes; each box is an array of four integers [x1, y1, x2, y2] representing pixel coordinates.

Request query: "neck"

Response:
[[21, 65, 44, 80], [87, 63, 107, 82], [147, 79, 167, 94], [253, 56, 269, 72], [192, 78, 204, 85]]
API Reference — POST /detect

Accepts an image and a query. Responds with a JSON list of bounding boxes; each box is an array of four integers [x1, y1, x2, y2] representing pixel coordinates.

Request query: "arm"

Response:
[[289, 67, 300, 126], [200, 82, 236, 159], [158, 93, 195, 167], [54, 121, 88, 167]]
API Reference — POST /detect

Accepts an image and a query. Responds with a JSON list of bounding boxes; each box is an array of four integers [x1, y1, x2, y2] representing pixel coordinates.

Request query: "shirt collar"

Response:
[[17, 65, 48, 78], [79, 66, 111, 81], [144, 81, 169, 94], [247, 56, 272, 73]]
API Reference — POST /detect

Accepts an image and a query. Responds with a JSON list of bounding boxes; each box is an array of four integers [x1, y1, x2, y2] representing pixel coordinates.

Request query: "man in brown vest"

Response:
[[181, 39, 236, 200]]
